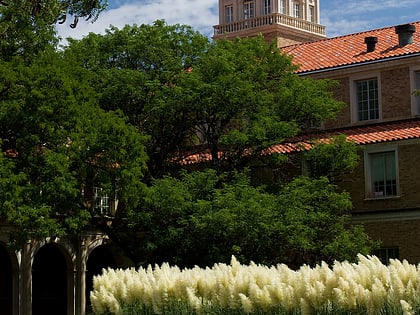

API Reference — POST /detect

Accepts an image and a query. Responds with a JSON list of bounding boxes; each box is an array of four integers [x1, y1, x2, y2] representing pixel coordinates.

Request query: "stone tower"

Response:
[[213, 0, 326, 47]]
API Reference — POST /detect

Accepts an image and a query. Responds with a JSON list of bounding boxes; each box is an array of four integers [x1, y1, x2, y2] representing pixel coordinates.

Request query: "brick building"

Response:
[[2, 2, 420, 315], [214, 0, 420, 263]]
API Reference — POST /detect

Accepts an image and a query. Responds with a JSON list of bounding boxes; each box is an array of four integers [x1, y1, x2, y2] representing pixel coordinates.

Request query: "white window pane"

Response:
[[357, 78, 379, 121]]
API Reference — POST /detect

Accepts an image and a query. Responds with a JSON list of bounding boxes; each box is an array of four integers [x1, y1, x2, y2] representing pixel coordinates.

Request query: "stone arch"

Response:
[[32, 242, 74, 315], [0, 242, 18, 315], [85, 244, 117, 313], [85, 242, 134, 313]]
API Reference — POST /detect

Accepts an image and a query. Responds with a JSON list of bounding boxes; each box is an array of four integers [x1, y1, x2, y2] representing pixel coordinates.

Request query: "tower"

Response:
[[213, 0, 326, 47]]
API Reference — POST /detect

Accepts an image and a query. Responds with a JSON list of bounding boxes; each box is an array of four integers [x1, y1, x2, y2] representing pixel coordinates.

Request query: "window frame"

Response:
[[93, 186, 110, 215], [279, 0, 285, 14], [225, 5, 233, 23], [264, 0, 272, 15], [309, 5, 315, 22], [350, 72, 382, 123], [364, 144, 399, 200], [293, 2, 300, 18], [243, 1, 255, 19], [373, 247, 399, 264], [409, 66, 420, 115]]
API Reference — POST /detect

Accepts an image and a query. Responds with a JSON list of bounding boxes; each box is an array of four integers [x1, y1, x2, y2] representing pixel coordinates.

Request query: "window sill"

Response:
[[364, 195, 400, 201]]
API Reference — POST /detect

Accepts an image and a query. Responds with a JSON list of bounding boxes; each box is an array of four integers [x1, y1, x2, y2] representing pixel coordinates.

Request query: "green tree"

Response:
[[0, 0, 107, 26], [304, 135, 360, 182], [65, 21, 210, 178], [127, 170, 375, 268], [181, 37, 344, 169], [0, 47, 148, 247], [66, 24, 344, 175], [64, 22, 372, 267], [0, 0, 107, 59]]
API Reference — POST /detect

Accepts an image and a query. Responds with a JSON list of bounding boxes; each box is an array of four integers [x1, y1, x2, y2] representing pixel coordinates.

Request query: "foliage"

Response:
[[0, 0, 107, 59], [275, 176, 374, 267], [65, 25, 345, 175], [65, 21, 210, 177], [127, 170, 375, 268], [0, 45, 148, 247], [90, 255, 420, 315], [0, 14, 370, 270], [0, 0, 107, 26], [304, 135, 360, 181], [178, 36, 345, 170], [64, 25, 360, 269]]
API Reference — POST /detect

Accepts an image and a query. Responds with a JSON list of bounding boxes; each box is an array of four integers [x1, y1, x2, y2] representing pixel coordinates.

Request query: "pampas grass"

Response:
[[90, 255, 420, 315]]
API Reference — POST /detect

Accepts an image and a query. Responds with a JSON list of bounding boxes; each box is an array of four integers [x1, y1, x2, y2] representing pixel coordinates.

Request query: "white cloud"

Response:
[[321, 0, 420, 37], [56, 0, 420, 43], [56, 0, 218, 42]]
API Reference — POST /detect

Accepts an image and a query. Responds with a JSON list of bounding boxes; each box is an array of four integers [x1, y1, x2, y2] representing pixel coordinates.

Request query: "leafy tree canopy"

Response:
[[0, 15, 375, 266], [0, 0, 107, 58], [127, 170, 376, 268], [65, 22, 345, 176], [0, 46, 148, 247], [62, 21, 374, 266], [304, 135, 360, 182], [65, 21, 210, 178]]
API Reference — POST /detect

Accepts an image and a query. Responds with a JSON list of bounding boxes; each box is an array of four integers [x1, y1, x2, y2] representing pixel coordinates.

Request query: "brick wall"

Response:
[[381, 67, 412, 119], [361, 219, 420, 264], [322, 66, 413, 129], [339, 141, 420, 212], [324, 77, 351, 129]]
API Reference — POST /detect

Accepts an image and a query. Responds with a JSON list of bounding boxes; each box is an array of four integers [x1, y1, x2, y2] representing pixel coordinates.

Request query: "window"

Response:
[[365, 148, 398, 198], [293, 2, 300, 18], [414, 71, 420, 114], [93, 187, 110, 215], [309, 5, 315, 22], [373, 247, 399, 264], [225, 5, 233, 23], [244, 1, 255, 19], [357, 78, 379, 121], [279, 0, 285, 14], [264, 0, 271, 15]]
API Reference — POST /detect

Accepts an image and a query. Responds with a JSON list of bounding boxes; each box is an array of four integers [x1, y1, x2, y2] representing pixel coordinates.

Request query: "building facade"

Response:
[[3, 3, 420, 315], [214, 0, 420, 263], [0, 227, 133, 315], [281, 22, 420, 263], [213, 0, 325, 47]]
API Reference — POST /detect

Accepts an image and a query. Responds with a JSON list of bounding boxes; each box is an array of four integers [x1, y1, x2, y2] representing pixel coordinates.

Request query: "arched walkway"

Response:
[[0, 244, 13, 315], [32, 243, 70, 315], [85, 245, 117, 312]]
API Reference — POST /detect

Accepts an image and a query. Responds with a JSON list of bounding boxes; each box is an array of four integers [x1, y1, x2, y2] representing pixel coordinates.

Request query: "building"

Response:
[[0, 188, 133, 315], [214, 1, 420, 263], [3, 3, 420, 315], [0, 225, 133, 315], [213, 0, 325, 47]]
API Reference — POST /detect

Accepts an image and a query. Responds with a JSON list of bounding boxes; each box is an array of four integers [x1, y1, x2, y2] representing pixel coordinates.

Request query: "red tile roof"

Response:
[[178, 119, 420, 165], [269, 119, 420, 153], [283, 21, 420, 73]]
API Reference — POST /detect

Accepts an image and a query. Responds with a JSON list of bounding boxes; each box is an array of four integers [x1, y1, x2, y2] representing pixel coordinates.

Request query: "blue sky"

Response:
[[56, 0, 420, 42]]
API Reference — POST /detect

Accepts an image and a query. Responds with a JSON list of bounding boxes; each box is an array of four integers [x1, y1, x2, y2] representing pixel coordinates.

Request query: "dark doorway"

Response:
[[0, 245, 13, 315], [32, 244, 68, 315], [86, 246, 117, 313]]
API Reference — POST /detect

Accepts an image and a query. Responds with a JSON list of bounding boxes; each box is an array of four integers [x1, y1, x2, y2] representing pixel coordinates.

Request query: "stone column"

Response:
[[316, 0, 320, 24], [19, 242, 32, 315], [75, 239, 87, 315]]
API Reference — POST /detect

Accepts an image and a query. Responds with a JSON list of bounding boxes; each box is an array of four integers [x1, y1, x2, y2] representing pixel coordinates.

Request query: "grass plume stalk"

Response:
[[90, 255, 420, 315]]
